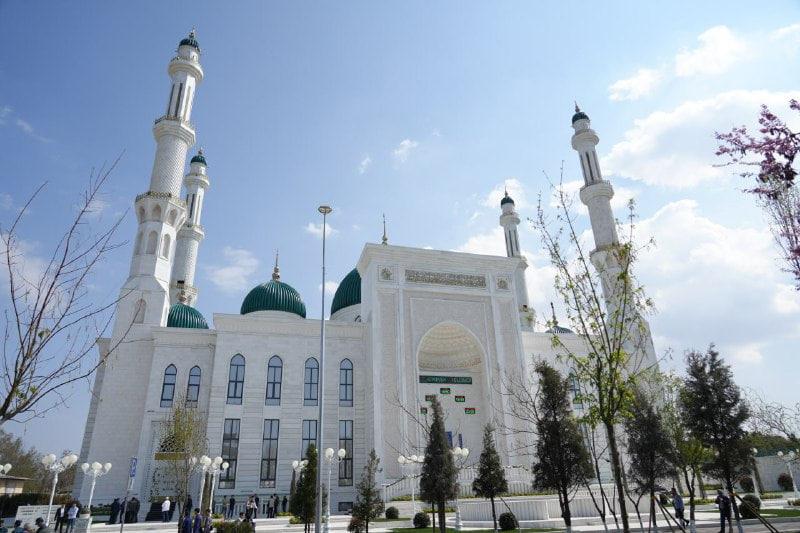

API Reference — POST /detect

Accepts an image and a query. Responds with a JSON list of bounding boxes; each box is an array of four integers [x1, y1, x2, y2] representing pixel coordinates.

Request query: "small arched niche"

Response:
[[417, 321, 483, 370]]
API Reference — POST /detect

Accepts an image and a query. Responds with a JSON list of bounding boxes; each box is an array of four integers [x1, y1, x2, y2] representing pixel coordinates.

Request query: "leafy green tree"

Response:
[[290, 445, 318, 533], [352, 449, 384, 533], [472, 424, 508, 532], [681, 346, 750, 533], [625, 391, 677, 533], [419, 397, 457, 533], [531, 362, 593, 533]]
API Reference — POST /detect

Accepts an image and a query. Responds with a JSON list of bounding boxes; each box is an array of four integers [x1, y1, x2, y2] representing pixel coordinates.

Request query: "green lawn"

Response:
[[760, 508, 800, 517], [392, 526, 563, 533]]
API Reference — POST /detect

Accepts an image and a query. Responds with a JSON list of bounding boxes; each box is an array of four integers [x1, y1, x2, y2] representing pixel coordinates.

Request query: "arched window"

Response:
[[151, 204, 162, 221], [265, 356, 283, 406], [146, 231, 158, 254], [167, 209, 177, 226], [133, 299, 146, 324], [303, 358, 319, 406], [568, 372, 582, 407], [135, 232, 144, 254], [160, 364, 177, 408], [186, 366, 201, 407], [339, 359, 353, 407], [161, 234, 171, 259], [227, 354, 245, 405], [137, 206, 145, 222]]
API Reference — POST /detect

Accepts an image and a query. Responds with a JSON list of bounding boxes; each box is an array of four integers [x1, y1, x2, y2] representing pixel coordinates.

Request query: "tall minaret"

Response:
[[118, 31, 204, 330], [499, 190, 532, 330], [572, 105, 657, 369], [170, 149, 210, 305]]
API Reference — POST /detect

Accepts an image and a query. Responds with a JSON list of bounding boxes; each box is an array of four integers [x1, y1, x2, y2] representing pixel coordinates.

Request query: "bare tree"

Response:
[[745, 391, 800, 446], [531, 175, 659, 533], [154, 394, 208, 521], [0, 159, 130, 423]]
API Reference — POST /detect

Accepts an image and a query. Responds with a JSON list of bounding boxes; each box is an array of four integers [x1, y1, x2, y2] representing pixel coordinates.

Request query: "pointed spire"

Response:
[[574, 101, 580, 113], [272, 250, 281, 281], [382, 214, 388, 245]]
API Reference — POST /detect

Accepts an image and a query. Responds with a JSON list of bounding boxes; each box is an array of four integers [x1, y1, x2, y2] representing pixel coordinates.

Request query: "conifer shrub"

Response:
[[384, 506, 399, 519], [499, 511, 518, 530], [412, 511, 429, 528]]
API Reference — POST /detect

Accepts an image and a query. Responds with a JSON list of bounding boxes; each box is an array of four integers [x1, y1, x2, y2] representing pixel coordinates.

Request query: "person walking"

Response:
[[281, 495, 287, 514], [191, 509, 202, 533], [185, 495, 193, 518], [671, 487, 686, 527], [12, 520, 23, 533], [271, 494, 278, 518], [131, 497, 141, 523], [162, 497, 172, 522], [716, 489, 732, 533], [228, 496, 236, 519], [181, 511, 193, 533], [109, 498, 120, 525], [53, 504, 65, 533], [201, 509, 212, 533], [65, 503, 78, 533], [253, 495, 260, 519]]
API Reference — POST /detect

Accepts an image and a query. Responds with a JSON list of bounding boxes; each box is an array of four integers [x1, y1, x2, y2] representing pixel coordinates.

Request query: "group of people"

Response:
[[669, 486, 735, 533], [5, 516, 61, 533], [180, 508, 213, 533], [107, 496, 140, 524], [52, 503, 80, 533], [226, 494, 288, 520]]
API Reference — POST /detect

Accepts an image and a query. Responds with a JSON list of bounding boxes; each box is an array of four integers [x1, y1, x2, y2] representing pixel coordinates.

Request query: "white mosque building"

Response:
[[74, 32, 658, 516]]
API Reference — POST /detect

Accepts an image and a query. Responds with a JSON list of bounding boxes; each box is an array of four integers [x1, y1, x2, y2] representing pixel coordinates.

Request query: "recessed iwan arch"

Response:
[[417, 321, 483, 370]]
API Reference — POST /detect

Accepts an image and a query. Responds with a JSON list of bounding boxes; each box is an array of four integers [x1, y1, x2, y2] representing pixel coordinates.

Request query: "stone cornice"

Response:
[[151, 327, 217, 348], [152, 117, 196, 145], [213, 312, 364, 338], [356, 243, 523, 278], [168, 56, 204, 82]]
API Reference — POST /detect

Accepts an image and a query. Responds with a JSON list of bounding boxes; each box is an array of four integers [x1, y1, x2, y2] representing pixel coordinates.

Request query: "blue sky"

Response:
[[1, 2, 799, 453]]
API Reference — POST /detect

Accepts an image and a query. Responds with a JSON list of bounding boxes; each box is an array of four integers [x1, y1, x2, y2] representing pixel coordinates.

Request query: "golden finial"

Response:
[[382, 214, 388, 245], [272, 250, 280, 281]]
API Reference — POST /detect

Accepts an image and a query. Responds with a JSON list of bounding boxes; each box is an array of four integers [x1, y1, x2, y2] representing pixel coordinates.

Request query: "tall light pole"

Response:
[[323, 448, 346, 533], [315, 204, 332, 533], [42, 453, 78, 525], [750, 448, 760, 500], [81, 462, 112, 515], [190, 455, 217, 513], [398, 455, 423, 518], [207, 456, 228, 514], [777, 450, 799, 500], [451, 447, 469, 531]]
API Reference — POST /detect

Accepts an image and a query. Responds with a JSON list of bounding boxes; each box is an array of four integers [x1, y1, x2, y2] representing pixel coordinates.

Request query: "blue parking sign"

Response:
[[129, 457, 137, 478]]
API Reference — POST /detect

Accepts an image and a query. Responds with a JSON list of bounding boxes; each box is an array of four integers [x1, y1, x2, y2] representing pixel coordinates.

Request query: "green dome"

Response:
[[501, 193, 515, 206], [167, 302, 209, 329], [331, 268, 361, 315], [241, 279, 306, 318], [572, 111, 589, 124], [190, 152, 207, 166], [179, 31, 200, 50]]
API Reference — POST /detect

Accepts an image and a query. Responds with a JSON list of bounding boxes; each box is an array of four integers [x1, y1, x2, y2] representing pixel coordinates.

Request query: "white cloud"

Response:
[[772, 284, 800, 314], [0, 194, 12, 210], [730, 343, 764, 364], [0, 106, 11, 126], [771, 23, 800, 41], [319, 281, 339, 297], [674, 26, 749, 77], [602, 90, 800, 188], [608, 68, 662, 101], [14, 117, 51, 143], [483, 178, 528, 210], [358, 155, 372, 174], [205, 247, 260, 294], [456, 227, 507, 257], [392, 139, 418, 163], [305, 222, 338, 239]]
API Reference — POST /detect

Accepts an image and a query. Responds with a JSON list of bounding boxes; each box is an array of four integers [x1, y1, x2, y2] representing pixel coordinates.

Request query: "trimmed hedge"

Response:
[[385, 506, 399, 519], [778, 473, 794, 492], [740, 494, 761, 519], [499, 511, 518, 531], [412, 512, 429, 528]]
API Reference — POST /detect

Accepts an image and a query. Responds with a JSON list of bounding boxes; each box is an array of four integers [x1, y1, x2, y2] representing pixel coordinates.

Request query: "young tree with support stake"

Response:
[[680, 346, 750, 533], [472, 424, 508, 532], [291, 445, 318, 533], [351, 449, 384, 533], [530, 362, 593, 533], [533, 177, 658, 533], [419, 397, 457, 533]]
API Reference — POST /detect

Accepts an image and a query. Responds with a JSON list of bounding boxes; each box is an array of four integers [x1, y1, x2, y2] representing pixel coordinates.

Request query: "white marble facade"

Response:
[[74, 33, 648, 516]]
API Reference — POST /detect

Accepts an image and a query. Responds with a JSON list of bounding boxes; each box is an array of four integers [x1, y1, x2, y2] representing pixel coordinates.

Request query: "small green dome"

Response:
[[331, 268, 361, 315], [190, 151, 207, 166], [572, 111, 589, 124], [167, 302, 209, 329], [179, 31, 200, 50], [501, 193, 515, 206], [241, 279, 306, 318]]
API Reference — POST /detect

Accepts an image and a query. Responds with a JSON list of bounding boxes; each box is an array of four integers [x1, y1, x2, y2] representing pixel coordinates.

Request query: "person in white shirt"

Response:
[[161, 498, 171, 523], [65, 504, 78, 533]]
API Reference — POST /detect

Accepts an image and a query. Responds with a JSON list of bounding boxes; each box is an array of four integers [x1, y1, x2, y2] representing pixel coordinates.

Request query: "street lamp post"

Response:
[[323, 448, 346, 533], [451, 447, 469, 531], [42, 453, 78, 525], [777, 450, 800, 500], [750, 448, 760, 500], [292, 459, 309, 517], [190, 455, 216, 513], [315, 205, 332, 533], [397, 455, 423, 518], [207, 457, 229, 514], [81, 462, 112, 515]]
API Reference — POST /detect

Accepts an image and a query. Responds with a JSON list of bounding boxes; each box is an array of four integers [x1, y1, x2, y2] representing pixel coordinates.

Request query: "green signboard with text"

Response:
[[455, 395, 465, 403], [464, 408, 476, 415], [419, 375, 472, 385]]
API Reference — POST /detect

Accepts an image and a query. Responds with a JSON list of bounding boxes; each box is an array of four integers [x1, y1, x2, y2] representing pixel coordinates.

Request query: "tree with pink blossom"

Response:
[[716, 100, 800, 287]]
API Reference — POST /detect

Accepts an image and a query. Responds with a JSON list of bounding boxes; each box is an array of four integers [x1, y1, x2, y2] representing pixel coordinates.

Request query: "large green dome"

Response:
[[167, 302, 209, 329], [331, 268, 361, 315], [241, 279, 307, 318]]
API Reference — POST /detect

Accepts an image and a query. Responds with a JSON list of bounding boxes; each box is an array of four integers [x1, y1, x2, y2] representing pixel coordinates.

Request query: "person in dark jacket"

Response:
[[227, 497, 235, 520], [53, 505, 65, 533], [191, 508, 202, 533], [715, 489, 732, 533], [253, 495, 259, 519], [180, 512, 192, 533], [34, 518, 52, 533], [131, 497, 140, 523], [109, 499, 120, 525], [281, 496, 287, 514]]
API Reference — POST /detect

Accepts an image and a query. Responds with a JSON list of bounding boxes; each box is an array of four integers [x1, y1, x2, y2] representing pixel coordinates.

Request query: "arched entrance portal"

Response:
[[416, 321, 487, 455]]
